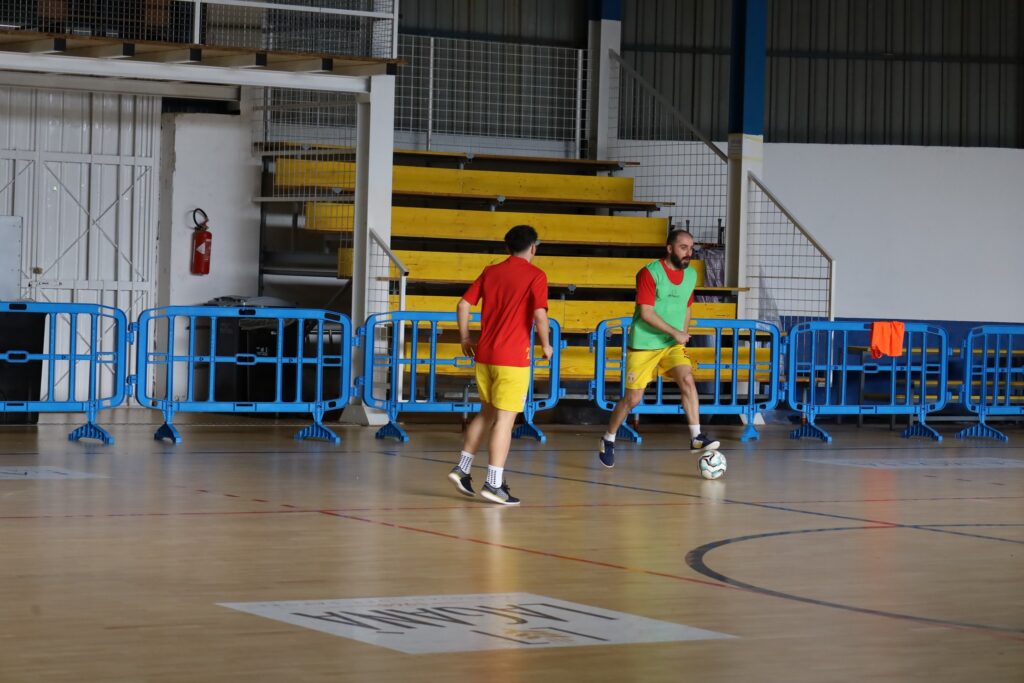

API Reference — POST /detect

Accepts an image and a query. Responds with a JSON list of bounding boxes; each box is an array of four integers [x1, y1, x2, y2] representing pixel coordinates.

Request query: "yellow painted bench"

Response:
[[306, 205, 670, 247], [389, 295, 736, 335], [275, 159, 635, 202], [342, 249, 705, 289], [399, 343, 774, 382]]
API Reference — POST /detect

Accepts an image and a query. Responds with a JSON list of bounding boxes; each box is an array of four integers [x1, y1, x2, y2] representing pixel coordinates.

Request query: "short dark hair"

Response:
[[505, 224, 538, 253], [666, 228, 694, 246]]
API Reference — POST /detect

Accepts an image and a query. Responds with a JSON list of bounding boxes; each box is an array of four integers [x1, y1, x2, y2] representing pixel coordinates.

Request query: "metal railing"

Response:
[[608, 51, 728, 243], [395, 34, 587, 157], [746, 173, 835, 331]]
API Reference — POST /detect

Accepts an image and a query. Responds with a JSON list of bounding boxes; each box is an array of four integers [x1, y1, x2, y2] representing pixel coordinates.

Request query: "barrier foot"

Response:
[[790, 421, 832, 443], [616, 422, 642, 444], [954, 422, 1008, 442], [739, 420, 760, 442], [902, 421, 942, 442], [295, 422, 341, 444], [375, 420, 409, 443], [68, 422, 114, 445], [512, 421, 546, 444], [154, 422, 182, 444]]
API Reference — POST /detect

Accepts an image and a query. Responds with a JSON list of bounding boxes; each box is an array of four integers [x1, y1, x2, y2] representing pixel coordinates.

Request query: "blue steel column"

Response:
[[725, 0, 768, 313]]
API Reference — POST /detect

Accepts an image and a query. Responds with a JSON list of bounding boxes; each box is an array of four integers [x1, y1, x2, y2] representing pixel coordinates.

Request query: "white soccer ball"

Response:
[[698, 450, 727, 480]]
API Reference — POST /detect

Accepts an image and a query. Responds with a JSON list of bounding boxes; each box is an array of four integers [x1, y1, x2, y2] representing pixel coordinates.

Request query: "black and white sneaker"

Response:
[[690, 433, 721, 451], [480, 481, 520, 506], [447, 466, 475, 497], [598, 438, 615, 468]]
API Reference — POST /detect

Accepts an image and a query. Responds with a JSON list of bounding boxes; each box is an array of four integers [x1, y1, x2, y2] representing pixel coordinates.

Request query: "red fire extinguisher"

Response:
[[190, 207, 212, 276]]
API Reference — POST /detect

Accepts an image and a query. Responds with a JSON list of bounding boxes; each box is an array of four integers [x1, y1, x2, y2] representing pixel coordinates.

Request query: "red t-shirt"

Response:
[[462, 256, 549, 367], [636, 259, 695, 307]]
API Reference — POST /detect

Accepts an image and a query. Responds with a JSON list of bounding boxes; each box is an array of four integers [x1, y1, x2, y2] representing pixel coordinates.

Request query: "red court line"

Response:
[[319, 509, 745, 591], [0, 509, 320, 520], [3, 493, 1023, 521]]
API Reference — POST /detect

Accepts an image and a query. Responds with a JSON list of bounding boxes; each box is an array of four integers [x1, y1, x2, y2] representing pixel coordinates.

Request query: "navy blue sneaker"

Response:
[[690, 433, 721, 451], [599, 438, 615, 468]]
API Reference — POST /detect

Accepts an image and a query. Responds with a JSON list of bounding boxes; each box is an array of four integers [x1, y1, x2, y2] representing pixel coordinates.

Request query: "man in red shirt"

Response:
[[448, 225, 553, 505], [598, 229, 720, 468]]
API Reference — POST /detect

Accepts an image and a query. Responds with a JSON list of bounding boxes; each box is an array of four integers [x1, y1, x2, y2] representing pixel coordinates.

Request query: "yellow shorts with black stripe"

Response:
[[624, 345, 693, 390], [475, 363, 531, 413]]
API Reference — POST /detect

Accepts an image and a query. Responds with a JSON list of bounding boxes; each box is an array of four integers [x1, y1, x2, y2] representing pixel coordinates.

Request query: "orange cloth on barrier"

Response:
[[870, 321, 905, 359]]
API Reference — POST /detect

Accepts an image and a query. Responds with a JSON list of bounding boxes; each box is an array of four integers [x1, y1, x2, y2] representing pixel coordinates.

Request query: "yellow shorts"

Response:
[[475, 363, 531, 413], [625, 345, 693, 390]]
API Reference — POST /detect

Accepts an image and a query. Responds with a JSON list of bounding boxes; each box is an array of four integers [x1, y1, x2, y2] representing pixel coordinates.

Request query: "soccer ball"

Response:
[[698, 450, 727, 480]]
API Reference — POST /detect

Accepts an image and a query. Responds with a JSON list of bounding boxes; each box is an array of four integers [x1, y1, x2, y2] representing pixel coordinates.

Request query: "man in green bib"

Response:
[[599, 229, 720, 467]]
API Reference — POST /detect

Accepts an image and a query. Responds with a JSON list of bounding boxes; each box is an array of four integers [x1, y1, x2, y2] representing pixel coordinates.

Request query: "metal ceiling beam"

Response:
[[0, 69, 239, 100], [0, 50, 369, 93]]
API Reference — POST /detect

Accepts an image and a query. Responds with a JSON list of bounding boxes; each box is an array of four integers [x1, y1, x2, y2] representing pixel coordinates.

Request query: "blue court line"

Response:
[[684, 526, 1024, 638]]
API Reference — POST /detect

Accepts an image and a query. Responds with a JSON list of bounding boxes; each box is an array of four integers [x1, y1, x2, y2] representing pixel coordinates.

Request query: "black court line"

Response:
[[684, 525, 1024, 639], [374, 442, 1024, 454], [379, 450, 1024, 546], [737, 501, 1024, 546]]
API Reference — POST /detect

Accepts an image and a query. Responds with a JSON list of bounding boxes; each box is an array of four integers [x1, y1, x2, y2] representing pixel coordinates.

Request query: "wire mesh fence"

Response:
[[394, 34, 587, 157], [745, 172, 834, 332], [367, 228, 405, 319], [608, 51, 728, 245], [250, 86, 358, 247], [367, 229, 406, 393], [0, 0, 397, 59]]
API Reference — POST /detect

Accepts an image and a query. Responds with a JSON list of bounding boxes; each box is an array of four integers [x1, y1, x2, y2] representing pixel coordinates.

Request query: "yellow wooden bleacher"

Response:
[[389, 295, 737, 335], [341, 249, 706, 289], [305, 205, 670, 247], [399, 343, 773, 383], [276, 158, 635, 202]]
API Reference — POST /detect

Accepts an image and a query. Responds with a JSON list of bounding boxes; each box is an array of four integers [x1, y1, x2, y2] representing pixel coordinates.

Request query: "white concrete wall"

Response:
[[762, 144, 1024, 323], [157, 113, 260, 309], [156, 113, 260, 400]]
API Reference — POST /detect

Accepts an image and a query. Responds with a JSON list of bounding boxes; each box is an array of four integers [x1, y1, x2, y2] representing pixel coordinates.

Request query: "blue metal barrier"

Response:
[[0, 301, 127, 444], [135, 306, 352, 444], [955, 325, 1024, 442], [786, 321, 949, 443], [589, 317, 782, 442], [360, 311, 565, 443]]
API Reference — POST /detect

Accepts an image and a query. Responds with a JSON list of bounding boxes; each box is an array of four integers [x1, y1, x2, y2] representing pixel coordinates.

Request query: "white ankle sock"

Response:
[[603, 432, 616, 443], [486, 465, 503, 488], [689, 424, 701, 439], [457, 451, 474, 473]]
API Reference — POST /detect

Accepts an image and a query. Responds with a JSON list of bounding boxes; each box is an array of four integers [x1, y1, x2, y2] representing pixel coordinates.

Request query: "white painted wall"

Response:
[[762, 144, 1024, 323], [157, 113, 260, 309], [156, 113, 260, 400]]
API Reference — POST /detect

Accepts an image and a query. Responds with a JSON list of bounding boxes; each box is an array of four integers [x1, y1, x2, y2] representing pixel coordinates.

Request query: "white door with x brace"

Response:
[[0, 86, 160, 403]]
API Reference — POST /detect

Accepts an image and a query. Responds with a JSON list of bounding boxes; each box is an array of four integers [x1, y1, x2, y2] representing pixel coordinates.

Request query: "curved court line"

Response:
[[685, 525, 1024, 640], [322, 509, 1024, 643]]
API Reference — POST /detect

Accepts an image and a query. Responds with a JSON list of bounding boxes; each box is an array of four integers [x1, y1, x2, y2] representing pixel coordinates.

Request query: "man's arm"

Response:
[[534, 308, 554, 360], [457, 298, 474, 357], [638, 304, 690, 346]]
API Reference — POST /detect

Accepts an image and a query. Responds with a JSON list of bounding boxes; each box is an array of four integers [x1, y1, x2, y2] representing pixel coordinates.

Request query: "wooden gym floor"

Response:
[[0, 415, 1021, 682]]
